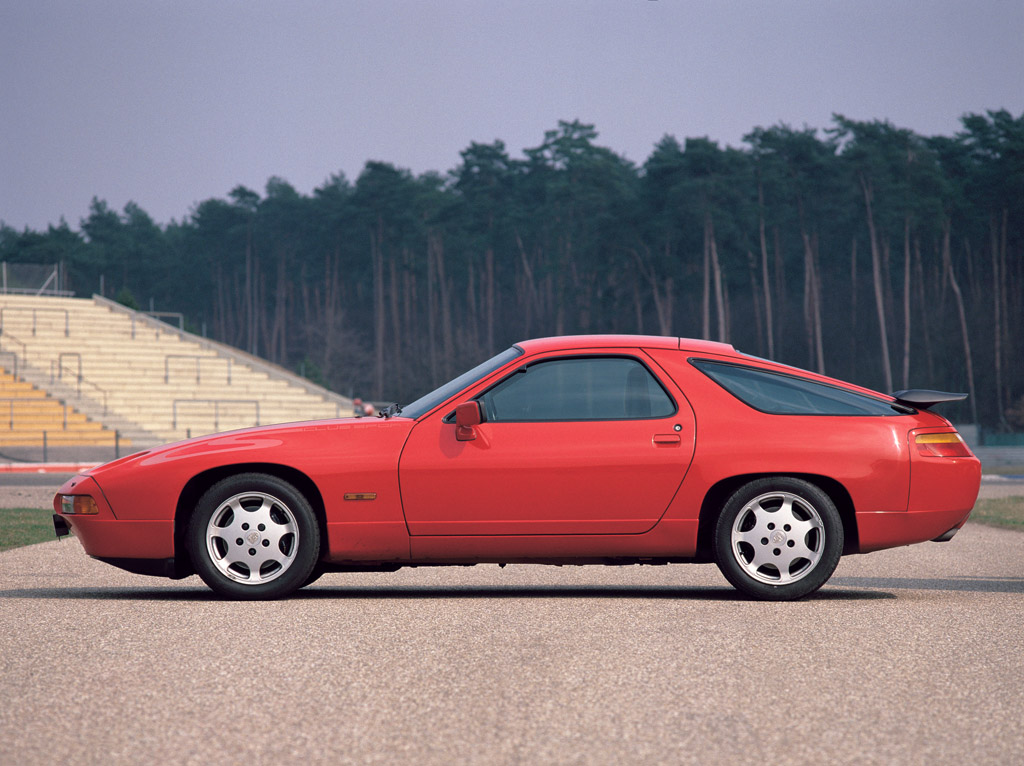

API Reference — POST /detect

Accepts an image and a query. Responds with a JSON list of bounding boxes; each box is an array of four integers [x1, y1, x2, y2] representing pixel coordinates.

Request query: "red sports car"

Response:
[[53, 335, 981, 601]]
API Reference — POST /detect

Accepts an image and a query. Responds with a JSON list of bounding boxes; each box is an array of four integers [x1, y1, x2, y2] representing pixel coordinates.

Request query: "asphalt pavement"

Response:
[[1, 519, 1022, 765]]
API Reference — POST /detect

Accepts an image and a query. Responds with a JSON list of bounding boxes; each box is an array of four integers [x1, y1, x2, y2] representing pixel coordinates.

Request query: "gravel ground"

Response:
[[1, 501, 1022, 765], [0, 485, 58, 509]]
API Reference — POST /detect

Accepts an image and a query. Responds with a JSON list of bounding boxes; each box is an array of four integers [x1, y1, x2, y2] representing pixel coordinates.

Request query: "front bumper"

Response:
[[53, 474, 175, 560]]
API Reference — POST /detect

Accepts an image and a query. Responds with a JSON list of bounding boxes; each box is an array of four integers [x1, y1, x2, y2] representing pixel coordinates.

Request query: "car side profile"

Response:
[[53, 335, 981, 601]]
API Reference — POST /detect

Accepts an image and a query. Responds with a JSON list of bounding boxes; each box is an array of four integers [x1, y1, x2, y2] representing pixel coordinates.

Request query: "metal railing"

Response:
[[172, 399, 260, 431], [164, 354, 233, 384], [0, 331, 29, 377], [50, 357, 109, 414], [0, 428, 123, 462], [126, 311, 185, 339], [0, 262, 74, 297], [146, 311, 184, 330], [57, 352, 81, 385], [0, 306, 69, 337], [0, 350, 18, 380]]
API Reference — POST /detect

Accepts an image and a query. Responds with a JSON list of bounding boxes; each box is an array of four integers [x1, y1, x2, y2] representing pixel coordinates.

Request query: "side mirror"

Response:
[[455, 401, 482, 441]]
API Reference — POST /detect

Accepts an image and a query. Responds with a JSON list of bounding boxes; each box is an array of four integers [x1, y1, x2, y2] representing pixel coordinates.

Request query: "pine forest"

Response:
[[2, 111, 1022, 430]]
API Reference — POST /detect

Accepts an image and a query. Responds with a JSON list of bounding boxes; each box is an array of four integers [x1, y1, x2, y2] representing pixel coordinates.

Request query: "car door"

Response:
[[398, 352, 695, 536]]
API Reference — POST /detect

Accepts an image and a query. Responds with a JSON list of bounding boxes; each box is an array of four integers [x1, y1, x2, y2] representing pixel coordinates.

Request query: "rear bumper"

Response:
[[857, 507, 973, 553]]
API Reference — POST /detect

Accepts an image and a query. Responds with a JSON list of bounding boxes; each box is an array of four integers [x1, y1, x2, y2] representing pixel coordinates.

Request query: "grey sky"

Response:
[[2, 0, 1022, 231]]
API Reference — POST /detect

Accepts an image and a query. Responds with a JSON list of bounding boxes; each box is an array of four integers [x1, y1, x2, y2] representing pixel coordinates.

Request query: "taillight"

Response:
[[915, 433, 971, 458]]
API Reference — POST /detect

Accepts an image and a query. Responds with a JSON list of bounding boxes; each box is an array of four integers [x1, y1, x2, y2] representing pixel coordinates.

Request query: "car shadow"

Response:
[[0, 584, 894, 602], [830, 575, 1024, 594], [295, 584, 894, 602]]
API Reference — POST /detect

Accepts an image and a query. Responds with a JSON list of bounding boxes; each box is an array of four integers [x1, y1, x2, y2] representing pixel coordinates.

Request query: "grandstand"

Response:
[[0, 293, 353, 460]]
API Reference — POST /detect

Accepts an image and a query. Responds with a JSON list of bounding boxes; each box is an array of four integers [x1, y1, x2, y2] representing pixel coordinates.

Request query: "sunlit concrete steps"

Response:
[[0, 370, 124, 448], [0, 294, 352, 447]]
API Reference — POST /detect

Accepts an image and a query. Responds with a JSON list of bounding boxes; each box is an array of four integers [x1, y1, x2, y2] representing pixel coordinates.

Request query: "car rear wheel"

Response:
[[713, 477, 843, 601], [187, 473, 320, 600]]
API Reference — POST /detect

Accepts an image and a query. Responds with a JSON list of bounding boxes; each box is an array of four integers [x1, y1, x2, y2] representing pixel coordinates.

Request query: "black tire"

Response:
[[713, 477, 843, 601], [187, 473, 320, 600]]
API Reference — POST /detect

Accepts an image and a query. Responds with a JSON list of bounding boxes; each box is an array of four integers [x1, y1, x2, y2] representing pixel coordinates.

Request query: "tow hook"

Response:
[[52, 514, 70, 540]]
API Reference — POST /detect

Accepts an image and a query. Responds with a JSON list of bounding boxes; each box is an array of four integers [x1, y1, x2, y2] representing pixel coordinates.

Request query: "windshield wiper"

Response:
[[379, 403, 403, 419]]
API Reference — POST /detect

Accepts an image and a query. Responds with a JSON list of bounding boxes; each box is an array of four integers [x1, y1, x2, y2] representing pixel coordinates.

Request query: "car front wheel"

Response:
[[713, 477, 843, 601], [187, 473, 320, 600]]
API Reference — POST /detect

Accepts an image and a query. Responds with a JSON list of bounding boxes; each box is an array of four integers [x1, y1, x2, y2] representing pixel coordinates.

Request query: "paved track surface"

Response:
[[2, 516, 1022, 765]]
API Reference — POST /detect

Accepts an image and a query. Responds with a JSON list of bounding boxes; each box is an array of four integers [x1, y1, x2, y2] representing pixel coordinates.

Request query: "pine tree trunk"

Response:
[[633, 278, 644, 333], [773, 226, 785, 355], [913, 237, 934, 382], [850, 237, 858, 372], [427, 235, 438, 384], [747, 250, 764, 356], [705, 211, 726, 342], [859, 174, 893, 392], [758, 180, 774, 358], [902, 217, 911, 389], [515, 231, 538, 338], [388, 258, 402, 381], [485, 246, 495, 355], [811, 234, 824, 373], [372, 216, 385, 400], [993, 213, 1006, 427], [702, 214, 711, 340], [943, 220, 978, 423], [433, 232, 454, 379], [244, 221, 255, 355]]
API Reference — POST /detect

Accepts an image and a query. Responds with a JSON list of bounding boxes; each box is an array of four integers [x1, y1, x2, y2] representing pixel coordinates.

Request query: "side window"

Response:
[[692, 359, 902, 416], [481, 357, 675, 422]]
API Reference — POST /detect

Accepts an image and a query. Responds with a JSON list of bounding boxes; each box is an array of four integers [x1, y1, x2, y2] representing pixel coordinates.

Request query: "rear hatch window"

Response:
[[691, 359, 905, 416]]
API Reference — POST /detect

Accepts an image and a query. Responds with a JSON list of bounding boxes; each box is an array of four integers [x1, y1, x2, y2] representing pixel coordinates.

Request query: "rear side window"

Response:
[[692, 359, 902, 416]]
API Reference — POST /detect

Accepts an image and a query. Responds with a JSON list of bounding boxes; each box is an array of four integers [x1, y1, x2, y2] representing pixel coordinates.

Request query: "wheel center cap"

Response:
[[770, 531, 787, 544], [247, 531, 261, 545]]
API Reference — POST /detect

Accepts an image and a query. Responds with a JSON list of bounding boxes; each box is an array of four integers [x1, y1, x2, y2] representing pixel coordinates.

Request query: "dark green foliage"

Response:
[[2, 112, 1022, 427], [114, 287, 140, 310]]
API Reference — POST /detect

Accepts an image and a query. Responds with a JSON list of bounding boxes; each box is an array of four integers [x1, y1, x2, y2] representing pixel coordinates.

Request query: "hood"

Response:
[[85, 416, 406, 478]]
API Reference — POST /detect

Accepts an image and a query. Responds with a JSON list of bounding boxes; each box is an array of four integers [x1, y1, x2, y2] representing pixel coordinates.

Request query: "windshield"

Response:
[[399, 346, 523, 419]]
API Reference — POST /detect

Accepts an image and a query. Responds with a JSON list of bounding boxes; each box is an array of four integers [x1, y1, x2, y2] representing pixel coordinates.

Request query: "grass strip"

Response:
[[0, 507, 56, 552], [1, 498, 1021, 553], [981, 465, 1024, 476], [970, 496, 1024, 531]]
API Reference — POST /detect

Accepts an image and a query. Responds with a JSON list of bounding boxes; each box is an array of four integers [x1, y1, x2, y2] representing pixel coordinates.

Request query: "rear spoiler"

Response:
[[891, 389, 968, 410]]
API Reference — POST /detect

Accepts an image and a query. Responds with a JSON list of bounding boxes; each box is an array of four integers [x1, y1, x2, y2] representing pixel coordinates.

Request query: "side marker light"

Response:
[[61, 495, 100, 515]]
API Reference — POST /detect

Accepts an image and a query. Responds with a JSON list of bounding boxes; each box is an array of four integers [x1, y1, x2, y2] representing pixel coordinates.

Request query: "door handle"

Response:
[[653, 434, 681, 446]]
